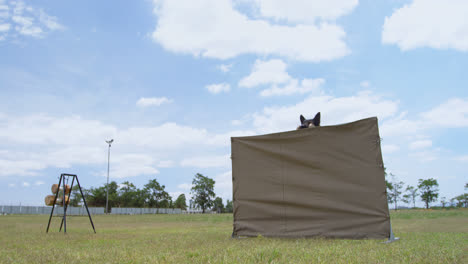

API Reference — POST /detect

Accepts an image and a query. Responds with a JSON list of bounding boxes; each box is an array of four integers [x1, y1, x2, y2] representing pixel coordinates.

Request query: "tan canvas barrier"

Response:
[[231, 117, 390, 239]]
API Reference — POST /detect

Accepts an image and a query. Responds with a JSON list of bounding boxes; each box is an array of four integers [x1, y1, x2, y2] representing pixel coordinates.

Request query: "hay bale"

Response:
[[44, 195, 56, 206], [51, 184, 71, 194], [44, 195, 70, 206]]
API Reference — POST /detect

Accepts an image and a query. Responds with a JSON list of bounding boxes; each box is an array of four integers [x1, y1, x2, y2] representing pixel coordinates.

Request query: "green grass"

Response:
[[0, 209, 467, 263]]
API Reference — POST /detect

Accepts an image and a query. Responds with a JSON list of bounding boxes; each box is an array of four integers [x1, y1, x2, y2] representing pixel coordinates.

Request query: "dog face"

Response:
[[297, 112, 321, 129]]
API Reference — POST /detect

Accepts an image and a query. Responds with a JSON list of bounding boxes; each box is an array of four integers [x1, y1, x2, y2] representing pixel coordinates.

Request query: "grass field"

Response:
[[0, 209, 467, 263]]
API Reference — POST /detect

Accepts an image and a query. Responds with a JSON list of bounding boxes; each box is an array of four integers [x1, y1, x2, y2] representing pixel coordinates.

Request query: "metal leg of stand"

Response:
[[76, 176, 96, 233], [383, 222, 400, 243], [60, 176, 75, 232], [46, 174, 63, 233], [62, 176, 67, 233]]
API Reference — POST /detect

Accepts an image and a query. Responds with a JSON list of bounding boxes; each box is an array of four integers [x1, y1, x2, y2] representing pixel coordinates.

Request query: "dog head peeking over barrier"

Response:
[[297, 112, 321, 130]]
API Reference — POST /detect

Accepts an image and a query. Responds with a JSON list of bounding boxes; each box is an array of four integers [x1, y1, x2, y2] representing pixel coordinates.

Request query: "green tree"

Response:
[[69, 185, 83, 207], [225, 199, 233, 213], [132, 189, 149, 208], [191, 173, 216, 213], [158, 198, 171, 208], [450, 197, 457, 207], [391, 177, 404, 210], [106, 181, 119, 211], [386, 180, 394, 205], [440, 197, 448, 208], [456, 183, 468, 208], [118, 181, 138, 207], [212, 197, 224, 213], [453, 194, 468, 208], [384, 167, 394, 205], [144, 178, 171, 208], [174, 194, 187, 210], [418, 178, 439, 209], [386, 173, 404, 210], [403, 185, 418, 208], [402, 193, 411, 207], [86, 181, 118, 211]]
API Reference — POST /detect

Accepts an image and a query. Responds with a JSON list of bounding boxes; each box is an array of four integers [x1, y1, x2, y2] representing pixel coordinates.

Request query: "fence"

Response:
[[0, 205, 182, 215]]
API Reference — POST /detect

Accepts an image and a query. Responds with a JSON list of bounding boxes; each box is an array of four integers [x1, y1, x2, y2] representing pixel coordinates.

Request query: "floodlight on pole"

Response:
[[105, 139, 113, 214]]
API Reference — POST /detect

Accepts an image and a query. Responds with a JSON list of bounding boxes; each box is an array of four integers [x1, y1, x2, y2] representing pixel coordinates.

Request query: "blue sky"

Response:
[[0, 0, 467, 207]]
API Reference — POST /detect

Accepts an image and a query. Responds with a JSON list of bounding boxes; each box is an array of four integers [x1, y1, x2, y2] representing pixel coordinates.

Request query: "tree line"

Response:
[[67, 169, 467, 212], [385, 169, 468, 209], [68, 173, 233, 213]]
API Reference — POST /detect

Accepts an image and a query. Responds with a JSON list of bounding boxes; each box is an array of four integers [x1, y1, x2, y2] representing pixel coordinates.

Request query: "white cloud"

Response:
[[0, 114, 117, 146], [206, 129, 256, 146], [0, 12, 9, 21], [0, 23, 10, 32], [136, 97, 173, 107], [177, 183, 191, 190], [0, 0, 64, 41], [22, 181, 30, 187], [168, 191, 184, 200], [382, 144, 400, 154], [218, 63, 232, 73], [34, 180, 44, 186], [0, 0, 64, 39], [254, 0, 359, 23], [252, 91, 399, 134], [380, 118, 422, 139], [357, 97, 468, 142], [152, 0, 350, 62], [382, 0, 468, 51], [230, 113, 253, 126], [239, 59, 325, 97], [231, 120, 243, 126], [0, 1, 8, 10], [239, 59, 291, 88], [157, 160, 174, 168], [409, 140, 432, 150], [8, 183, 15, 188], [214, 170, 232, 201], [260, 78, 325, 97], [118, 123, 209, 150], [38, 9, 64, 31], [409, 150, 438, 162], [455, 155, 468, 162], [107, 154, 160, 179], [420, 98, 468, 127], [180, 154, 231, 168], [0, 159, 46, 177], [205, 83, 231, 94], [12, 0, 27, 15], [0, 113, 248, 178], [360, 81, 370, 88], [12, 15, 42, 37]]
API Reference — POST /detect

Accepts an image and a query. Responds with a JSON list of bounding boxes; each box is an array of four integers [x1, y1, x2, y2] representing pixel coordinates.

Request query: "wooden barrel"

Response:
[[44, 195, 70, 206], [51, 184, 71, 194]]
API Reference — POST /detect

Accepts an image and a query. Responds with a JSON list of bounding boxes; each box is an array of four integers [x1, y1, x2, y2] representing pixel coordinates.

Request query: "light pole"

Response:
[[105, 139, 114, 214]]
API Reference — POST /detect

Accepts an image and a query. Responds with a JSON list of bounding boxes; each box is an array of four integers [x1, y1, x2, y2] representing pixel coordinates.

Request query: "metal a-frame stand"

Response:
[[46, 173, 96, 234], [383, 222, 400, 243]]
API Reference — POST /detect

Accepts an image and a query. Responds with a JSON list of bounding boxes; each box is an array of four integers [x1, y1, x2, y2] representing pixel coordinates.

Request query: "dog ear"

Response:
[[300, 115, 306, 123], [313, 112, 321, 126]]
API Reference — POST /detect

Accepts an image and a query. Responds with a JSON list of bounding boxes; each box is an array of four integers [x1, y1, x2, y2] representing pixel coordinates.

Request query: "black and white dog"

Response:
[[297, 112, 321, 130]]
